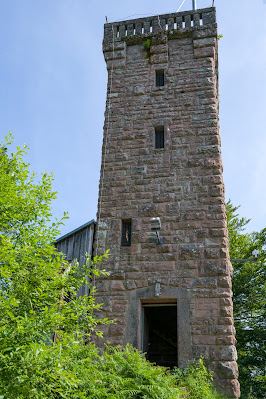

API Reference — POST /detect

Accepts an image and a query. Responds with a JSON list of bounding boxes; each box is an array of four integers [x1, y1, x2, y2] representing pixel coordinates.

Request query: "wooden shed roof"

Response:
[[55, 219, 95, 243]]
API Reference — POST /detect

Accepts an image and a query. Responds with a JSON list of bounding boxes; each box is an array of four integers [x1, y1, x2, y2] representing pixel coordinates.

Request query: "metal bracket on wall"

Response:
[[156, 232, 163, 245], [230, 249, 259, 262], [155, 283, 161, 297]]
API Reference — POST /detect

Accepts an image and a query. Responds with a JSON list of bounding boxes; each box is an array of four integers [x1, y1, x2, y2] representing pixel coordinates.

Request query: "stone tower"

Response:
[[94, 7, 240, 398]]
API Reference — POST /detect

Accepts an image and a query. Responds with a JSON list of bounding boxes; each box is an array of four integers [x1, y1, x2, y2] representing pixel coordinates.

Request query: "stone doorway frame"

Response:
[[124, 285, 193, 368]]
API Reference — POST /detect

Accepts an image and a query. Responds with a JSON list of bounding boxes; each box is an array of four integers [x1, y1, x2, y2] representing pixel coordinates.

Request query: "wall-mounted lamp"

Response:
[[150, 217, 163, 244], [252, 249, 260, 259]]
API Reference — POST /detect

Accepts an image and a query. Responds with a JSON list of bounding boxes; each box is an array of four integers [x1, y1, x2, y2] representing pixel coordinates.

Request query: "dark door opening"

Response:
[[142, 305, 177, 368]]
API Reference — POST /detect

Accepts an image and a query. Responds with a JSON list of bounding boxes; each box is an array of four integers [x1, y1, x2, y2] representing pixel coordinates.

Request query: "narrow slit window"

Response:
[[121, 220, 132, 247], [200, 14, 203, 26], [155, 127, 165, 149], [156, 70, 164, 87], [150, 21, 153, 33], [174, 17, 177, 30], [125, 25, 128, 36], [117, 26, 120, 37], [182, 16, 185, 29], [141, 23, 144, 34], [191, 16, 194, 27], [165, 19, 168, 30], [133, 23, 136, 35]]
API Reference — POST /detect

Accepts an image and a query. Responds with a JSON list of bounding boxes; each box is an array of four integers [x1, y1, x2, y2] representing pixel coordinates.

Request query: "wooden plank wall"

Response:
[[55, 222, 95, 297]]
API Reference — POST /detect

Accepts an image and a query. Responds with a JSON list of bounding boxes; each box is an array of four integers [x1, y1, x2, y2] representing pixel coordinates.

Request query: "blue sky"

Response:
[[1, 0, 266, 236]]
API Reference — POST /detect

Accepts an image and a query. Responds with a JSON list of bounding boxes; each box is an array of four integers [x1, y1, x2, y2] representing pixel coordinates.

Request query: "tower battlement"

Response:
[[103, 7, 216, 45], [103, 8, 218, 71]]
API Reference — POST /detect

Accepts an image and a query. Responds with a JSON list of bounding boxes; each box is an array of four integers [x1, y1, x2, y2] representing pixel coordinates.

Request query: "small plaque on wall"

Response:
[[195, 298, 220, 318]]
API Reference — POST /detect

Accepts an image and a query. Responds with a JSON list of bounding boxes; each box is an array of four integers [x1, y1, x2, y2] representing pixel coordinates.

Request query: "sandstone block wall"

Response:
[[94, 7, 240, 398]]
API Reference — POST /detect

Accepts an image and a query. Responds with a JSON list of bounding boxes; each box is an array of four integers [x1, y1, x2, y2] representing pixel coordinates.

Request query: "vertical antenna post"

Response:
[[192, 0, 197, 10]]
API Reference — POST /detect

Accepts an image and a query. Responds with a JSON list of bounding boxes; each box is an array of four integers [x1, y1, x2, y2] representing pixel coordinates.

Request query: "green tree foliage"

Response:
[[173, 358, 225, 399], [65, 344, 184, 398], [0, 134, 110, 397], [227, 201, 266, 398]]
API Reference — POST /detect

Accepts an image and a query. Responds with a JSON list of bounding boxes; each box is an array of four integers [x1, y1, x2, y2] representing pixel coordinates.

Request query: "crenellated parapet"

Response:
[[103, 7, 216, 44], [103, 7, 218, 69]]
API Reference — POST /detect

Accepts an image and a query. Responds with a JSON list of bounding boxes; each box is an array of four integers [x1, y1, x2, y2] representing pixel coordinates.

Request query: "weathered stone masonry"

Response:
[[94, 7, 240, 398]]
